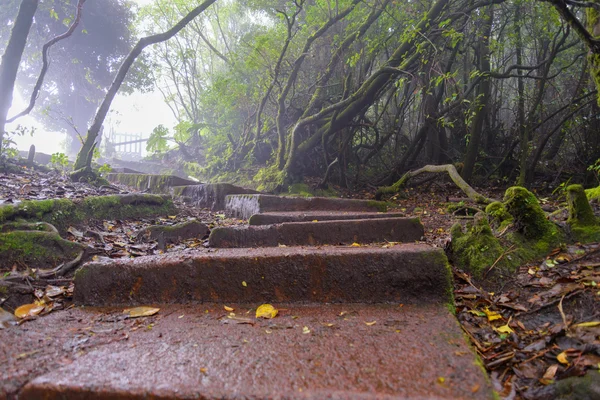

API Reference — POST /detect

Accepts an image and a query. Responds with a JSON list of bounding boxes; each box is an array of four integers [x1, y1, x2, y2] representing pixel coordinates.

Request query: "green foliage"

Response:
[[98, 163, 113, 175], [1, 125, 35, 159], [50, 152, 70, 171], [253, 165, 284, 192], [147, 125, 170, 154]]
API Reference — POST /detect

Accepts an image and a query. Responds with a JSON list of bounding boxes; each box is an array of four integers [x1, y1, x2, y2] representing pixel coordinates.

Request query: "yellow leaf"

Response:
[[557, 351, 569, 365], [528, 268, 536, 275], [123, 306, 160, 318], [168, 215, 177, 219], [483, 307, 502, 322], [14, 303, 45, 319], [200, 368, 207, 374], [437, 377, 445, 384], [365, 321, 377, 326], [224, 305, 234, 312], [302, 326, 310, 334], [573, 321, 600, 328], [496, 324, 514, 334], [312, 220, 318, 222], [255, 304, 278, 319], [242, 281, 247, 287], [350, 242, 361, 247]]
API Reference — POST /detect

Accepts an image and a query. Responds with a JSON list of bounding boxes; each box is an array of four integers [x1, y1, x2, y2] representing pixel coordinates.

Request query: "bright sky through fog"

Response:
[[6, 0, 177, 157]]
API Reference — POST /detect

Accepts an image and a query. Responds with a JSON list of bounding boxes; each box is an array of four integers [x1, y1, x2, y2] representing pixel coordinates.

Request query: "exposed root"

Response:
[[376, 164, 496, 204]]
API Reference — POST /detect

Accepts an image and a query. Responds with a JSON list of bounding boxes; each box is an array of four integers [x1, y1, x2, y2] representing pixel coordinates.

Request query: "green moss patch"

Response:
[[567, 184, 600, 242], [0, 194, 176, 233], [0, 231, 85, 269], [450, 187, 564, 278]]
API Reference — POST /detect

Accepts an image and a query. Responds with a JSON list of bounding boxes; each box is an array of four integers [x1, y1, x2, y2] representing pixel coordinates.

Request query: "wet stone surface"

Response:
[[209, 217, 424, 247], [5, 303, 493, 399]]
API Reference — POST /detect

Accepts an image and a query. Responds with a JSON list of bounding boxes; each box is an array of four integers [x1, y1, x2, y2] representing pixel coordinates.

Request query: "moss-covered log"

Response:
[[375, 164, 495, 204], [0, 194, 176, 233]]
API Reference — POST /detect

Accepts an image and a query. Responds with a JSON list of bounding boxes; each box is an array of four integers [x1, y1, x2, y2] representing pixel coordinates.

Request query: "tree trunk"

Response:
[[461, 5, 493, 183], [0, 0, 39, 155], [73, 0, 217, 173]]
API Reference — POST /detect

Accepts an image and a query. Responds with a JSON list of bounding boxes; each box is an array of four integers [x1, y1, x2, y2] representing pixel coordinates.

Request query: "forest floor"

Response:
[[1, 165, 600, 399]]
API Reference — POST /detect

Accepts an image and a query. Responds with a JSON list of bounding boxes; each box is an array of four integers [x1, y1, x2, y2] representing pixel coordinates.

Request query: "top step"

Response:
[[226, 194, 388, 219], [106, 173, 197, 194]]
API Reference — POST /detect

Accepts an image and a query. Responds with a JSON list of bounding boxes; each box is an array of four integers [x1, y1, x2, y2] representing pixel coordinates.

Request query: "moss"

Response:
[[503, 186, 562, 242], [585, 186, 600, 202], [566, 184, 600, 242], [485, 201, 513, 230], [366, 200, 388, 212], [0, 231, 84, 269], [0, 194, 176, 233], [450, 213, 506, 278]]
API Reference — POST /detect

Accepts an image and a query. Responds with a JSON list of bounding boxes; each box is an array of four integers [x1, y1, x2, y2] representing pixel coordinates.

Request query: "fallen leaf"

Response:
[[302, 326, 310, 334], [224, 305, 234, 312], [15, 304, 45, 319], [365, 321, 377, 326], [557, 351, 569, 365], [495, 324, 514, 334], [123, 306, 160, 318], [483, 307, 503, 322], [542, 364, 559, 380], [242, 281, 247, 287], [256, 304, 278, 319], [350, 242, 361, 247]]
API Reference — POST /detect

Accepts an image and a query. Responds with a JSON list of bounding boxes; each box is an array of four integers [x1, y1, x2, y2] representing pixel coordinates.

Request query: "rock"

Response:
[[136, 219, 209, 250], [171, 183, 260, 211]]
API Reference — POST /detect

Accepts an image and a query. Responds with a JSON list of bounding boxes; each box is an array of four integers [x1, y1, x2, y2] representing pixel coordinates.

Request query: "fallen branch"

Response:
[[375, 164, 496, 204]]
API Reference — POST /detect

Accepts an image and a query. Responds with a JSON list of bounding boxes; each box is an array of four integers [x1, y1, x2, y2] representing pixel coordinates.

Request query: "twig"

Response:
[[558, 294, 569, 332], [484, 245, 517, 278]]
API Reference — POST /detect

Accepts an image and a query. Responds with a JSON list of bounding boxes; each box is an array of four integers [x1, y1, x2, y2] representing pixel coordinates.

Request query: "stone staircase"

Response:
[[17, 192, 494, 399]]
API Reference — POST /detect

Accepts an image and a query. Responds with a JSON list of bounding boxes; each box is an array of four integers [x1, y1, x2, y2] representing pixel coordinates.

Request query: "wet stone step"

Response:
[[18, 303, 494, 400], [248, 211, 406, 225], [226, 194, 388, 219], [171, 183, 260, 211], [209, 217, 423, 248], [106, 173, 198, 194], [74, 245, 450, 306]]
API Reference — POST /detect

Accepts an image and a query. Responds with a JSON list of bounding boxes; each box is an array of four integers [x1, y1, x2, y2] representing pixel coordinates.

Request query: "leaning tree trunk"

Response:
[[0, 0, 39, 156], [72, 0, 217, 178]]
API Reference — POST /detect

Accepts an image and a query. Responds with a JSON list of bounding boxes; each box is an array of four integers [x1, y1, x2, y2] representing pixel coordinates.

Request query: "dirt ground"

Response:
[[1, 165, 600, 399]]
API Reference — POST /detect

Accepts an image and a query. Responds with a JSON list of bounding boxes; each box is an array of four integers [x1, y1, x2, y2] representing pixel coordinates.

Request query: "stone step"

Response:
[[106, 173, 197, 194], [171, 183, 260, 211], [226, 194, 388, 219], [248, 211, 406, 225], [74, 245, 448, 306], [17, 303, 493, 400], [209, 217, 423, 248]]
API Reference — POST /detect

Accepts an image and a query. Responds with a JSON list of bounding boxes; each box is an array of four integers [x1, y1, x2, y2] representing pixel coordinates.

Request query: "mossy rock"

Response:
[[0, 194, 177, 234], [485, 201, 513, 231], [449, 213, 506, 278], [0, 231, 85, 269], [585, 185, 600, 202], [451, 187, 564, 279], [566, 184, 600, 242], [504, 186, 562, 241], [135, 219, 209, 250]]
